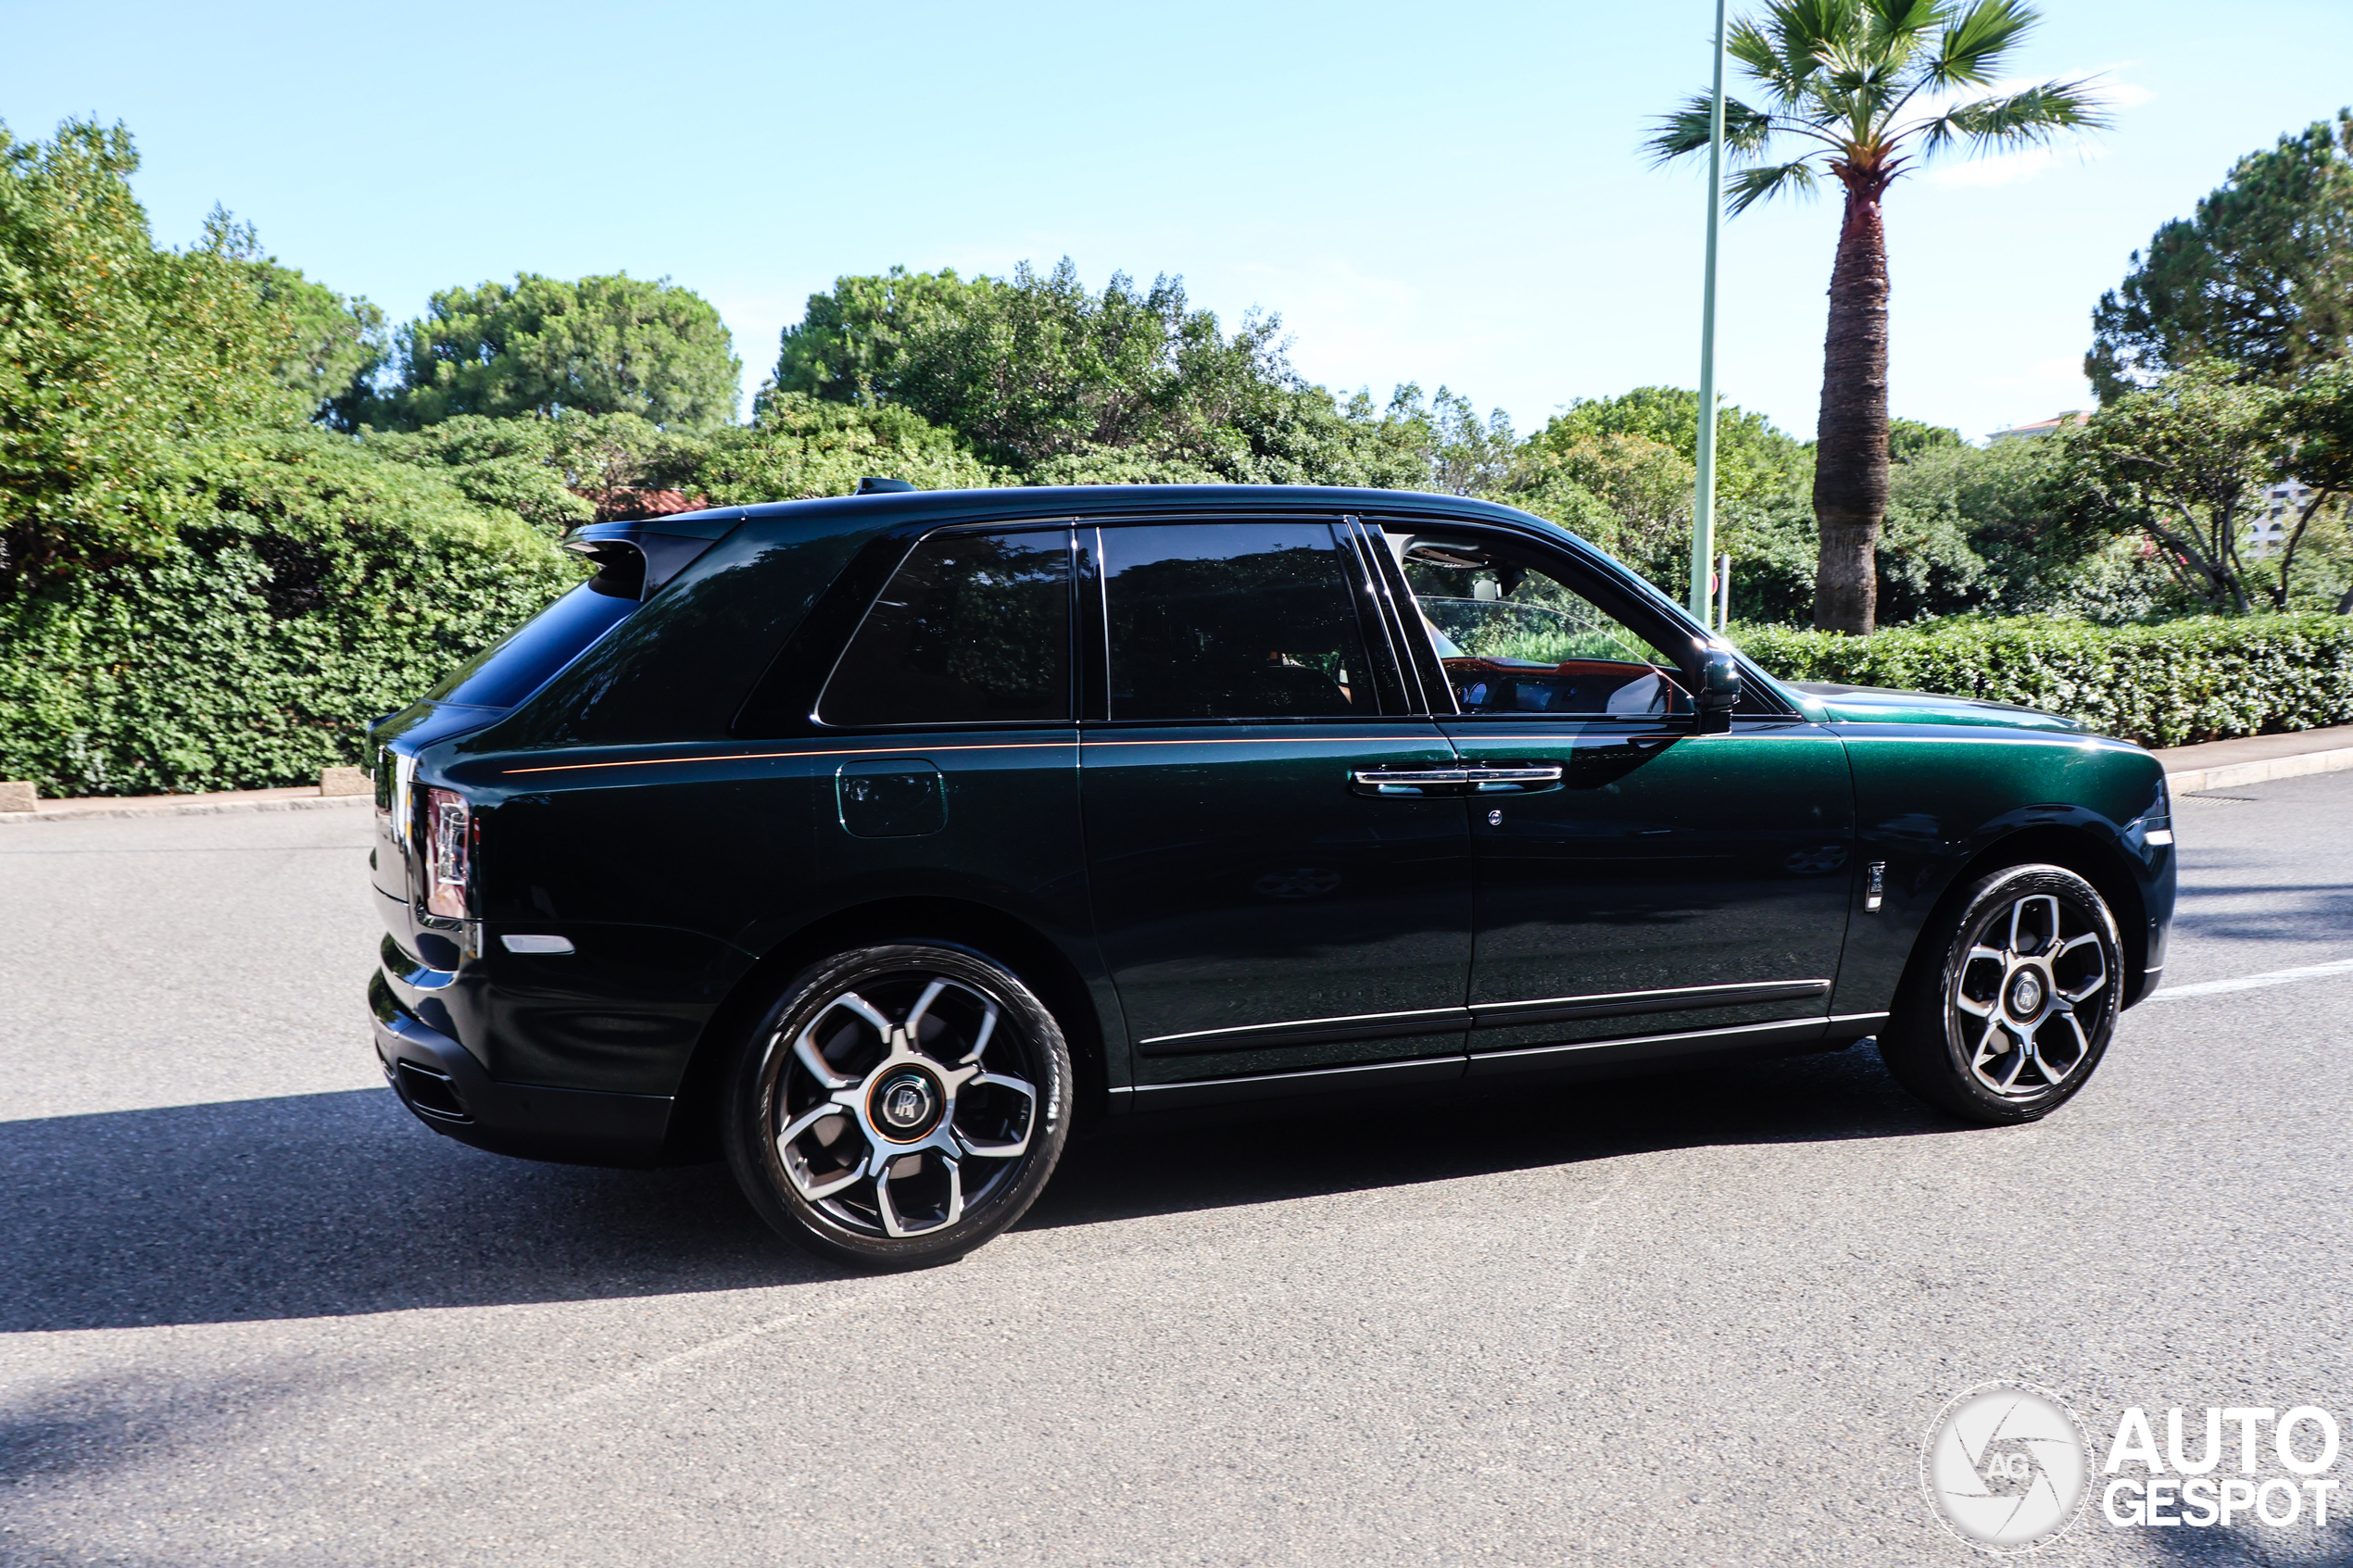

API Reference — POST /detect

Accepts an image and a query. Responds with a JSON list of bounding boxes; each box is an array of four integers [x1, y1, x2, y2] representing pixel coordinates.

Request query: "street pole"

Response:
[[1689, 0, 1728, 624]]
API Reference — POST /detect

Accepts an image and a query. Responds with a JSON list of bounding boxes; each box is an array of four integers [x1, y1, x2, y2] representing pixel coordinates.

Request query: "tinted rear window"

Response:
[[1101, 521, 1374, 721], [818, 530, 1072, 726], [425, 580, 637, 710]]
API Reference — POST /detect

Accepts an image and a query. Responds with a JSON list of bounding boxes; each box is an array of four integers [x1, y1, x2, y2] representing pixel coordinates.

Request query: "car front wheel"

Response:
[[723, 943, 1072, 1268], [1879, 864, 2123, 1124]]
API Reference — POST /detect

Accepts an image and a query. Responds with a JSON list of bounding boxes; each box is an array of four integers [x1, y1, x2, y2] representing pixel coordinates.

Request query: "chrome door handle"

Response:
[[1456, 766, 1564, 793], [1349, 766, 1563, 797], [1350, 768, 1466, 797]]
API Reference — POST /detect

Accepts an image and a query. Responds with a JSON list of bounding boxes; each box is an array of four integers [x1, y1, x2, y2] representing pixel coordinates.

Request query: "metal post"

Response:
[[1689, 0, 1728, 622], [1718, 552, 1732, 630]]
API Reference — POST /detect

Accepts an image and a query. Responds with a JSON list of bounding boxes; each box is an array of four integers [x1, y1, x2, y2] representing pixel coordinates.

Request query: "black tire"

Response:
[[722, 942, 1072, 1269], [1878, 864, 2123, 1125]]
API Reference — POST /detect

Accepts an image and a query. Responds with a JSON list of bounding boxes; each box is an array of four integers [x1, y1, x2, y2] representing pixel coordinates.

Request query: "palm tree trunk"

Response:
[[1812, 179, 1892, 634]]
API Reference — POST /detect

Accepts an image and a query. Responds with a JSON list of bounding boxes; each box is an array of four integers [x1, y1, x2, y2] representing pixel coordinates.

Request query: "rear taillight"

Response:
[[422, 787, 473, 919]]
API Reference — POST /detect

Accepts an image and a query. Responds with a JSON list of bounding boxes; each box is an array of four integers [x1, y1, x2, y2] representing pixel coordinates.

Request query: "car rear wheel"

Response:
[[1879, 864, 2123, 1124], [722, 943, 1071, 1268]]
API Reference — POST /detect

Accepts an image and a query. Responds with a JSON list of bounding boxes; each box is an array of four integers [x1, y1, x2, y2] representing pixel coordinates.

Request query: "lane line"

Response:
[[415, 1285, 885, 1472], [1562, 1164, 1631, 1310], [2145, 957, 2353, 1001]]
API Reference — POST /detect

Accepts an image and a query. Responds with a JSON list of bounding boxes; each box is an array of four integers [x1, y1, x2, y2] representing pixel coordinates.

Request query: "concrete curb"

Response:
[[2165, 747, 2353, 795], [0, 794, 371, 826]]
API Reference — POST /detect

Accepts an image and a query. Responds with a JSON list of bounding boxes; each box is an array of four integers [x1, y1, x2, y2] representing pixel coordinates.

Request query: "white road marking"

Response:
[[416, 1285, 884, 1471], [2145, 957, 2353, 1001]]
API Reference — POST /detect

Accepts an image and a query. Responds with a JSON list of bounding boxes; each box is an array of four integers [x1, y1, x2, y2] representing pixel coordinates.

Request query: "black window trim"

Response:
[[1342, 514, 1448, 716], [1333, 516, 1417, 716]]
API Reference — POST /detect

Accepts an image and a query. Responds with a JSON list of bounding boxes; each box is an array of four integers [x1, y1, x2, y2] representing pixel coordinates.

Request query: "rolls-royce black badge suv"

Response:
[[367, 485, 2175, 1267]]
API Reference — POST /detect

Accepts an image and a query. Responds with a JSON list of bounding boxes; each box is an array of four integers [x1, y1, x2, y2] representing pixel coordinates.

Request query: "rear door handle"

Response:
[[1349, 766, 1563, 797]]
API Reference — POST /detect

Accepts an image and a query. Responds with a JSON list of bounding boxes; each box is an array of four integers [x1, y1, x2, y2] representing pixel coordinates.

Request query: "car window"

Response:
[[424, 578, 638, 710], [1389, 534, 1692, 719], [819, 530, 1071, 726], [1101, 521, 1377, 721]]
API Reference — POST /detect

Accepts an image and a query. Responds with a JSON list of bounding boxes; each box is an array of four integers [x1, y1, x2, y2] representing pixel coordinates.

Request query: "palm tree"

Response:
[[1649, 0, 2107, 633]]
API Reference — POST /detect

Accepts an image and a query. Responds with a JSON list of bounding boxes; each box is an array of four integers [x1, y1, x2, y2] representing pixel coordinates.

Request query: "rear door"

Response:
[[1077, 517, 1475, 1091]]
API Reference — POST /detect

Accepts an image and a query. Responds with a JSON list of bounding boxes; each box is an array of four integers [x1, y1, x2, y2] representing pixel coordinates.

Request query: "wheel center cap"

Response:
[[2007, 971, 2045, 1017], [870, 1070, 941, 1141]]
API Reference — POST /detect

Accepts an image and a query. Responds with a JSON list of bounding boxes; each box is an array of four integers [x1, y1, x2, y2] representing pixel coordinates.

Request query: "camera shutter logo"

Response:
[[1923, 1383, 2091, 1550]]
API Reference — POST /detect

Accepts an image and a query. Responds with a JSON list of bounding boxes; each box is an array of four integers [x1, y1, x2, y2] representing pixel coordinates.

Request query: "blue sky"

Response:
[[6, 0, 2347, 445]]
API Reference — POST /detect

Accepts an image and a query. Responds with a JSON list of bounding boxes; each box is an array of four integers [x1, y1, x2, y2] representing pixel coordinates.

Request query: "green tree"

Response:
[[0, 119, 306, 593], [1880, 433, 2128, 619], [1528, 386, 1811, 503], [2274, 362, 2353, 611], [768, 267, 994, 408], [379, 273, 740, 430], [761, 259, 1341, 481], [2087, 112, 2353, 399], [1889, 417, 1966, 461], [195, 207, 387, 429], [2071, 363, 2284, 614], [1649, 0, 2107, 634], [697, 394, 999, 504]]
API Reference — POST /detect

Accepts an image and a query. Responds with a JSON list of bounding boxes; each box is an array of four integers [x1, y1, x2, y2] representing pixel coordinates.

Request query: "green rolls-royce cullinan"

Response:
[[367, 485, 2174, 1266]]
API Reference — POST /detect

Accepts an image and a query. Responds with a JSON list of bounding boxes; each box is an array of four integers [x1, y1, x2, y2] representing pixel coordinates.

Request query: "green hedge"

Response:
[[0, 433, 578, 797], [1735, 615, 2353, 749]]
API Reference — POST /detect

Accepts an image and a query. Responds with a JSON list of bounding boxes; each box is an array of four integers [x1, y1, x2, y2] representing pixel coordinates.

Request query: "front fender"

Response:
[[1830, 728, 2172, 1017]]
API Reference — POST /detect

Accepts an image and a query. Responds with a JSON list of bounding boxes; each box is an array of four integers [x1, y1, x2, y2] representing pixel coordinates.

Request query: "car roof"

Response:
[[654, 484, 1567, 535]]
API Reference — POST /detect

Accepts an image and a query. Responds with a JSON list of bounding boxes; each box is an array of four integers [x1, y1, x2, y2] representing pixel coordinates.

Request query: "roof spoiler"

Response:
[[560, 513, 741, 601]]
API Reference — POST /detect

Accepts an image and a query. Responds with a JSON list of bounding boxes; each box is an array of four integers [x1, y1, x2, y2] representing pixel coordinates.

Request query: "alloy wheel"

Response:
[[767, 971, 1042, 1239], [1947, 890, 2115, 1100]]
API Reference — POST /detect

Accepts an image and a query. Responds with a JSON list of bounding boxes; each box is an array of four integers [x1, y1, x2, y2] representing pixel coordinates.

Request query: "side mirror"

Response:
[[1696, 647, 1741, 734]]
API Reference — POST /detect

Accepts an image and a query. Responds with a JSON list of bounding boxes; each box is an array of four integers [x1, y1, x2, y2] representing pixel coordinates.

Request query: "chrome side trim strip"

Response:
[[1471, 978, 1830, 1027], [1466, 1016, 1830, 1075], [1137, 1004, 1471, 1051], [1128, 1055, 1466, 1110], [1138, 979, 1835, 1056], [1828, 1010, 1890, 1027]]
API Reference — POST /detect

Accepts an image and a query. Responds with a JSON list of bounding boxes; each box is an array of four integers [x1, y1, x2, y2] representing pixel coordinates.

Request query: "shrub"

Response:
[[1735, 615, 2353, 748], [0, 433, 578, 796]]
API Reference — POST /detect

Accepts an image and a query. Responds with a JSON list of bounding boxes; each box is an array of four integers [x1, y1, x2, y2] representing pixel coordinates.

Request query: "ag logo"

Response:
[[1923, 1383, 2091, 1551]]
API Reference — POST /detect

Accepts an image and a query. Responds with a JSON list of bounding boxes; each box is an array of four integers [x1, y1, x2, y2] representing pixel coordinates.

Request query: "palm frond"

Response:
[[1928, 0, 2039, 86], [1864, 0, 1949, 51], [1727, 18, 1805, 104], [1646, 95, 1779, 164], [1647, 93, 1719, 160], [1723, 99, 1780, 157], [1764, 0, 1863, 82], [1920, 77, 2111, 154], [1646, 94, 1722, 162], [1727, 160, 1822, 214]]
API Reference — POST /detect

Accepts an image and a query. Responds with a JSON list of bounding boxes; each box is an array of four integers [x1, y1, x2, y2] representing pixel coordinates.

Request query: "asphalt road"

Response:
[[4, 776, 2350, 1566]]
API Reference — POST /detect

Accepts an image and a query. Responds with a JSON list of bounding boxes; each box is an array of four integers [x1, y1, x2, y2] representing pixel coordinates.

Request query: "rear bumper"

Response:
[[369, 972, 673, 1167]]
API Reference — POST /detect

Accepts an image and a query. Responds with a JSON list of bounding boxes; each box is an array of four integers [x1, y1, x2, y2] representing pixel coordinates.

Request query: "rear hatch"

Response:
[[369, 513, 742, 908]]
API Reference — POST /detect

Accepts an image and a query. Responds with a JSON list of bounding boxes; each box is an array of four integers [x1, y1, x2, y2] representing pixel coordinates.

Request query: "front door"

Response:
[[1378, 524, 1855, 1064], [1078, 519, 1475, 1088]]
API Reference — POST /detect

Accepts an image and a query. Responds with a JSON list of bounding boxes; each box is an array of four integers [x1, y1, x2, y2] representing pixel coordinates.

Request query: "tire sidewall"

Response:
[[1919, 864, 2122, 1123], [723, 941, 1072, 1269]]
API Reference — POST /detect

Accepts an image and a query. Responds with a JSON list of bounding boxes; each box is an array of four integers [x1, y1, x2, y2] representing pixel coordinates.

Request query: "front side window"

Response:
[[1102, 522, 1377, 721], [1391, 534, 1691, 719], [819, 530, 1071, 726]]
